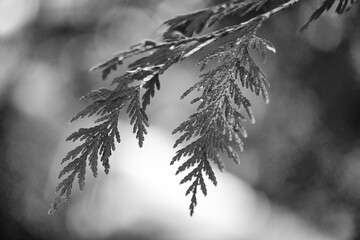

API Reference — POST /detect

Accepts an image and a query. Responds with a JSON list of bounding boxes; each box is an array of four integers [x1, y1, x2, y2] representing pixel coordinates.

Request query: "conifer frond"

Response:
[[91, 0, 301, 81], [178, 156, 217, 216], [142, 74, 160, 110], [163, 0, 269, 38], [300, 0, 359, 31], [50, 67, 157, 213], [49, 109, 120, 214], [52, 0, 353, 216], [90, 40, 160, 79], [127, 88, 149, 147], [172, 21, 274, 214]]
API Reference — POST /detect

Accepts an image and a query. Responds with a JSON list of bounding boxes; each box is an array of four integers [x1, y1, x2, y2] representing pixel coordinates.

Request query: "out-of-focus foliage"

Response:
[[300, 0, 359, 30]]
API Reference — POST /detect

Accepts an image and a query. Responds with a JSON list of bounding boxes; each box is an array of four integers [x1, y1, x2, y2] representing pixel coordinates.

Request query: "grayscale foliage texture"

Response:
[[49, 0, 358, 216]]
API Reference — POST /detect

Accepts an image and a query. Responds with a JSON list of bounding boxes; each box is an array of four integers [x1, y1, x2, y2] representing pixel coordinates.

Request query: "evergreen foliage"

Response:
[[49, 0, 359, 216], [300, 0, 358, 30]]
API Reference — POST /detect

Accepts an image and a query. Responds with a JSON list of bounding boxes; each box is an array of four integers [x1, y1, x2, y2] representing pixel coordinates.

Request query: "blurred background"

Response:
[[1, 0, 360, 239]]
